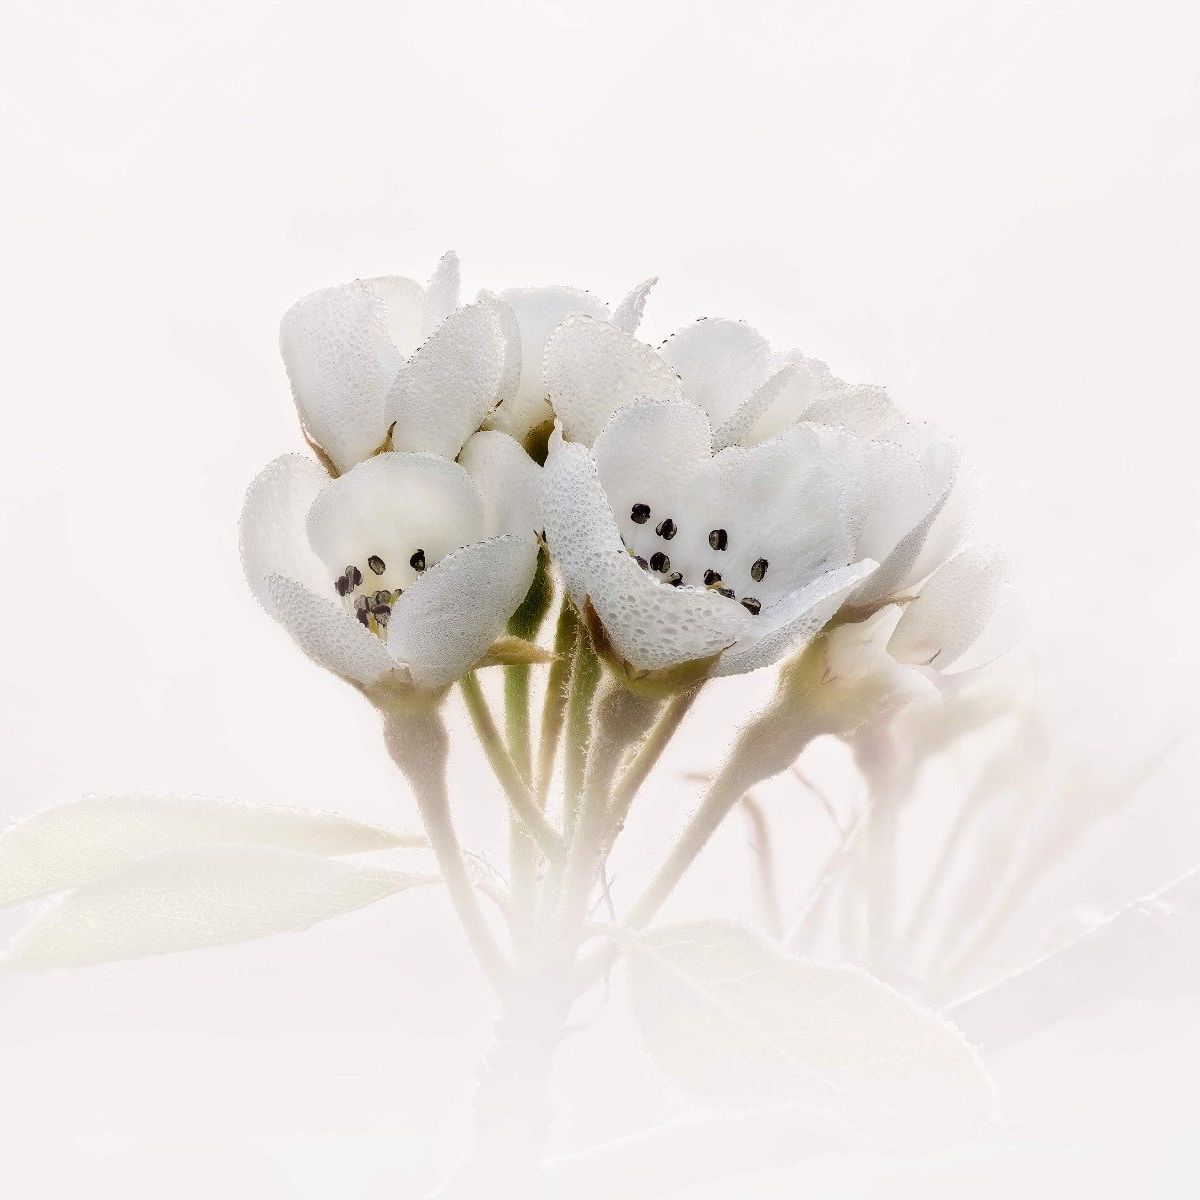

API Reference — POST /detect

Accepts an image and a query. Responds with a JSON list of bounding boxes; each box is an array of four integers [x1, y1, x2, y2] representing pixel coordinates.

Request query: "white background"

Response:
[[2, 1, 1199, 1196]]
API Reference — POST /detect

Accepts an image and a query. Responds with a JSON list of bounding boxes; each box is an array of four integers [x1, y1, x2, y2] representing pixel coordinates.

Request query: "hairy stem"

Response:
[[561, 629, 601, 842], [383, 710, 510, 990], [504, 664, 538, 940], [535, 600, 579, 808], [460, 673, 565, 863]]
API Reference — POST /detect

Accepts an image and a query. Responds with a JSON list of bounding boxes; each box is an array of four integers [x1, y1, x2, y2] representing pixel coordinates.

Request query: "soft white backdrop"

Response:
[[2, 1, 1199, 1196]]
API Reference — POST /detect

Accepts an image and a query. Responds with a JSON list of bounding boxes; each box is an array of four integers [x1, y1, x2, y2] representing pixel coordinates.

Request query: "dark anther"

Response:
[[716, 586, 736, 599], [374, 590, 390, 605], [631, 502, 651, 524], [667, 572, 684, 587], [703, 569, 722, 586], [655, 517, 677, 540], [355, 609, 370, 627], [368, 555, 386, 575], [346, 564, 363, 587], [354, 595, 370, 613], [741, 596, 762, 615], [635, 555, 649, 569], [334, 575, 349, 597], [649, 551, 670, 572], [410, 549, 426, 572], [708, 528, 728, 551], [373, 610, 389, 628], [371, 603, 391, 617], [751, 558, 769, 582]]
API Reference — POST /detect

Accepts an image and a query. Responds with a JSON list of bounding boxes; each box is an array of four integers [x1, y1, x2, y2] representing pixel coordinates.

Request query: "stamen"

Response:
[[353, 596, 370, 614], [667, 572, 683, 587], [346, 564, 363, 587], [355, 609, 370, 627], [631, 502, 651, 524], [649, 551, 670, 573], [703, 569, 722, 587], [751, 558, 768, 582], [410, 549, 426, 572], [634, 555, 649, 569], [741, 596, 762, 615], [655, 518, 677, 540], [708, 528, 728, 551], [368, 555, 386, 575], [334, 575, 349, 597], [374, 590, 391, 605], [716, 586, 736, 599]]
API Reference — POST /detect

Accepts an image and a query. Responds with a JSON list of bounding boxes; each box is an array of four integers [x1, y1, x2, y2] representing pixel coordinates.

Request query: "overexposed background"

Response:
[[2, 1, 1199, 1195]]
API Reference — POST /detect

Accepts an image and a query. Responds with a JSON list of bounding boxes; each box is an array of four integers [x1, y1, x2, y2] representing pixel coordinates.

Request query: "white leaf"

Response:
[[627, 920, 994, 1139], [0, 794, 424, 908], [4, 845, 434, 967]]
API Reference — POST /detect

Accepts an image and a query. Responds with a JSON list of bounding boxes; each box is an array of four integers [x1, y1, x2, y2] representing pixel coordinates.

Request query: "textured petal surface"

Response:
[[239, 454, 330, 604], [659, 317, 775, 429], [0, 795, 420, 908], [387, 300, 509, 459], [362, 274, 424, 358], [546, 316, 685, 446], [541, 428, 626, 606], [585, 550, 752, 672], [458, 430, 543, 541], [716, 559, 879, 677], [305, 452, 486, 595], [279, 281, 402, 471], [490, 285, 610, 439], [263, 574, 397, 686], [611, 276, 658, 334], [420, 250, 460, 337], [888, 546, 1013, 670], [387, 535, 538, 687], [712, 365, 799, 451], [5, 846, 433, 967]]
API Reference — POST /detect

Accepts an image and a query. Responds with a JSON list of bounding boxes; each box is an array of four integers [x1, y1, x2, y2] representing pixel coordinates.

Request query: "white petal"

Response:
[[544, 315, 684, 447], [489, 285, 610, 439], [387, 536, 538, 687], [716, 559, 879, 677], [888, 546, 1015, 671], [712, 365, 800, 452], [421, 250, 461, 336], [387, 300, 508, 459], [305, 452, 486, 593], [458, 430, 543, 541], [477, 289, 523, 420], [239, 454, 330, 605], [805, 382, 903, 438], [659, 317, 775, 429], [585, 550, 752, 673], [0, 795, 420, 908], [280, 281, 401, 471], [362, 274, 425, 357], [263, 574, 397, 686], [541, 427, 627, 607], [611, 276, 658, 334], [591, 398, 712, 549], [4, 846, 433, 967]]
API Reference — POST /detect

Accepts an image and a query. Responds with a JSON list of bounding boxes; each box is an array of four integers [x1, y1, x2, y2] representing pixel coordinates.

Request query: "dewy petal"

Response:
[[387, 300, 509, 459], [387, 536, 537, 687], [489, 285, 610, 440], [239, 454, 330, 605], [305, 452, 486, 590], [888, 546, 1014, 671], [714, 559, 878, 677], [659, 317, 775, 430], [546, 316, 685, 447], [362, 275, 425, 358], [611, 277, 658, 334], [421, 250, 461, 337], [280, 281, 403, 471], [587, 550, 752, 673], [263, 575, 397, 686], [458, 430, 543, 541], [541, 426, 626, 607], [712, 365, 800, 452], [477, 290, 523, 419]]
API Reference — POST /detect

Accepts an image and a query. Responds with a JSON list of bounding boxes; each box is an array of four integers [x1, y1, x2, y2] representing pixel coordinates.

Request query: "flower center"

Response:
[[333, 547, 428, 637]]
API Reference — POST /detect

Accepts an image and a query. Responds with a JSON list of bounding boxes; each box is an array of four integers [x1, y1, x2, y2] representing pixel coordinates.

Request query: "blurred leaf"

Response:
[[627, 920, 994, 1140], [0, 794, 424, 907], [3, 845, 434, 967]]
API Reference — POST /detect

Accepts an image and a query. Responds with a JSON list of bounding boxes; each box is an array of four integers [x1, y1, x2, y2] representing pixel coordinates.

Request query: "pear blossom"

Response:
[[240, 444, 540, 701], [541, 398, 877, 686]]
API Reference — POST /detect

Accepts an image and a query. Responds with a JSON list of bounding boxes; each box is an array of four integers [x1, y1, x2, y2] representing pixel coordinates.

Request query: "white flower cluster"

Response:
[[241, 252, 1015, 705]]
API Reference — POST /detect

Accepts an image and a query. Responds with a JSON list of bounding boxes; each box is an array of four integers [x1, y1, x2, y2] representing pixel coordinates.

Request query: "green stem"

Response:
[[561, 628, 601, 842], [535, 600, 579, 808], [460, 673, 565, 863]]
